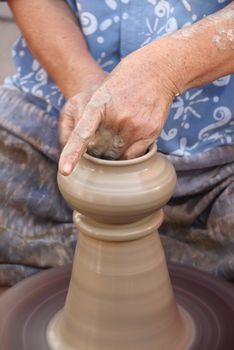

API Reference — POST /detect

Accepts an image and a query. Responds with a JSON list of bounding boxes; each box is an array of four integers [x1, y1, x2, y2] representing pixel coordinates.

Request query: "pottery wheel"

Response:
[[0, 263, 233, 350]]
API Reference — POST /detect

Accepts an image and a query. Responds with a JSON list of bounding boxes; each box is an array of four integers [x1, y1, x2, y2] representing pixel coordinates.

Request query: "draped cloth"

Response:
[[162, 147, 234, 281], [0, 86, 233, 285]]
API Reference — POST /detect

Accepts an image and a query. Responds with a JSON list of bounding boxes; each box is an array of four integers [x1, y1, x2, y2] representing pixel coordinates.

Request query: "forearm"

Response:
[[150, 2, 234, 93], [8, 0, 102, 98]]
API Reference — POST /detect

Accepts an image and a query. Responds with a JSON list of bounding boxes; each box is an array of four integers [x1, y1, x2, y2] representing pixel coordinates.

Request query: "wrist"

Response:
[[79, 69, 107, 92], [144, 39, 185, 97], [61, 56, 106, 99]]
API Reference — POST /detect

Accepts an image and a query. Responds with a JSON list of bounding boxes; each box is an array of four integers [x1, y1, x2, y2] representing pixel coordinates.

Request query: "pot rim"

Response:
[[84, 143, 157, 167]]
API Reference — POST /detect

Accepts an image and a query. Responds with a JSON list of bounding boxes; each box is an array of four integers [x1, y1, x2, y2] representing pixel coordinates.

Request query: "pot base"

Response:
[[47, 301, 195, 350], [0, 263, 233, 350]]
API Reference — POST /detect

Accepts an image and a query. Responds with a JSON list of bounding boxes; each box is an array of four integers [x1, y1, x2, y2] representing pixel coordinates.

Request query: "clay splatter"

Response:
[[213, 29, 234, 50], [89, 87, 112, 108]]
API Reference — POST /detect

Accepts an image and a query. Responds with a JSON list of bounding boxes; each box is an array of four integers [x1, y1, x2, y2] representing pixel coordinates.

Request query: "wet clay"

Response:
[[51, 145, 195, 350], [87, 126, 125, 160], [83, 83, 126, 160]]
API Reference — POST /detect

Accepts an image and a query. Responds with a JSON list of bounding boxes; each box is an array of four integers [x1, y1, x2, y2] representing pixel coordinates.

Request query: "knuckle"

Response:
[[145, 119, 163, 137]]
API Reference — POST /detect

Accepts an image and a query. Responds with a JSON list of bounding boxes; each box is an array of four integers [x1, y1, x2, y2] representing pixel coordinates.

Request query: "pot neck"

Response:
[[83, 144, 157, 167]]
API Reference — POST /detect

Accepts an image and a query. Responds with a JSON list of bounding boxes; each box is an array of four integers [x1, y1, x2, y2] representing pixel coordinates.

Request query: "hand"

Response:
[[59, 43, 182, 176], [59, 72, 107, 148]]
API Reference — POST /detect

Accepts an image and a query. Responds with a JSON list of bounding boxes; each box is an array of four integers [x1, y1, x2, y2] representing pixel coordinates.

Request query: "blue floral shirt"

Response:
[[5, 0, 234, 156]]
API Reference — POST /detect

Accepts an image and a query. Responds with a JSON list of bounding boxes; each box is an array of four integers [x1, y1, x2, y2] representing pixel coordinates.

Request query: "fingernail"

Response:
[[62, 162, 72, 175]]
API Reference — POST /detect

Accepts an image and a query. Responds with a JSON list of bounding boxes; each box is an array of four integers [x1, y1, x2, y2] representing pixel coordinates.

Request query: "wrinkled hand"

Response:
[[59, 44, 181, 176], [59, 72, 107, 148]]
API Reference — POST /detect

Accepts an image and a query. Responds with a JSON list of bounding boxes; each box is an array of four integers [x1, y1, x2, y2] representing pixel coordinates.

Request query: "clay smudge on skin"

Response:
[[209, 7, 234, 24], [173, 21, 209, 41], [212, 29, 234, 50], [174, 6, 234, 42], [213, 34, 226, 50], [75, 127, 91, 141], [175, 27, 197, 39], [89, 86, 112, 108], [73, 87, 112, 144], [85, 85, 126, 160]]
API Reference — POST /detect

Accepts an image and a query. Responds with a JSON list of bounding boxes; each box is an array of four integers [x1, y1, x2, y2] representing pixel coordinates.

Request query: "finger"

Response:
[[122, 138, 155, 160], [58, 105, 102, 176], [59, 99, 78, 147], [59, 93, 91, 147], [74, 93, 92, 126], [59, 113, 75, 147]]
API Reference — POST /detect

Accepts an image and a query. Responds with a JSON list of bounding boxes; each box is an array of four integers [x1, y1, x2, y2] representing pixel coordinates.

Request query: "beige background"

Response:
[[0, 3, 20, 83]]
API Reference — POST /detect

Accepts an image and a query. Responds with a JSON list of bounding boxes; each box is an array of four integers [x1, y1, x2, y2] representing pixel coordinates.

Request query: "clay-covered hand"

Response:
[[59, 72, 108, 148], [59, 45, 181, 176]]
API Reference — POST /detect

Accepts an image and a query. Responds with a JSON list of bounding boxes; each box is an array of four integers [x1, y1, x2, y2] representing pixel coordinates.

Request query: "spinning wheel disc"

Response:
[[0, 263, 233, 350]]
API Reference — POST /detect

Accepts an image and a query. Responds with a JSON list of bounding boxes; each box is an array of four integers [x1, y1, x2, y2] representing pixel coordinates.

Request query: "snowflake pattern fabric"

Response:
[[5, 0, 234, 156]]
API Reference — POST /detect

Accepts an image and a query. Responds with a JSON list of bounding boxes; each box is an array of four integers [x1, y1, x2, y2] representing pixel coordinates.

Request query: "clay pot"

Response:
[[48, 145, 194, 350], [57, 145, 176, 224]]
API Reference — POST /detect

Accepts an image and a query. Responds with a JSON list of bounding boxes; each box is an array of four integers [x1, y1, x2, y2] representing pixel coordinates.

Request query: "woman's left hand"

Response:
[[59, 72, 107, 148], [59, 43, 182, 176]]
